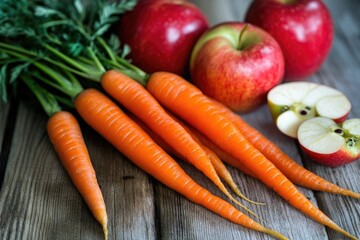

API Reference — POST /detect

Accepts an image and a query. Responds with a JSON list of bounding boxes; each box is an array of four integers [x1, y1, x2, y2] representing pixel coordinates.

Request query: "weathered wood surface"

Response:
[[0, 0, 359, 240]]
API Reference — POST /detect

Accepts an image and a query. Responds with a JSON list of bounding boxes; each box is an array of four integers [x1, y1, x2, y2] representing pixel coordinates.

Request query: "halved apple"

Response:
[[267, 82, 351, 138], [298, 117, 360, 167]]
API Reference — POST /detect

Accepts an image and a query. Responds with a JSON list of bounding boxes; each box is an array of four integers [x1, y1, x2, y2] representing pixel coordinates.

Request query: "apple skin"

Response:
[[245, 0, 334, 80], [301, 146, 358, 167], [190, 22, 284, 113], [298, 117, 360, 167], [117, 0, 209, 76]]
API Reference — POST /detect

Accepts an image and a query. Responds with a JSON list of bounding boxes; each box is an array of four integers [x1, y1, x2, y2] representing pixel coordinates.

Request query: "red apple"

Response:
[[190, 22, 284, 113], [245, 0, 334, 80], [117, 0, 209, 76], [298, 117, 360, 167]]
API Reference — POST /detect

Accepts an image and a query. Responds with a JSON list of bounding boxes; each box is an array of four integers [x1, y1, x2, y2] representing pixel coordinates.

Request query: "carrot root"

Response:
[[325, 219, 358, 240], [127, 112, 260, 217], [218, 102, 360, 200], [100, 70, 259, 216], [74, 88, 285, 239], [181, 122, 264, 205], [146, 71, 357, 239], [47, 111, 108, 239]]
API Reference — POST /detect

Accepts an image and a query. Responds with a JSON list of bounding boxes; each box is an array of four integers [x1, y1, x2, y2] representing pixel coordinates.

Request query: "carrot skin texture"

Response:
[[146, 72, 357, 239], [220, 105, 360, 199], [74, 88, 287, 240], [192, 103, 360, 199], [129, 111, 261, 205], [166, 112, 263, 205], [47, 111, 108, 239], [101, 70, 216, 181], [100, 70, 256, 213], [185, 123, 256, 178]]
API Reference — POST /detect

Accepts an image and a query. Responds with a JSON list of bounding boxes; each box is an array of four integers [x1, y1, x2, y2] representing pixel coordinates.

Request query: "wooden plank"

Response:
[[0, 101, 14, 189], [0, 102, 9, 148], [0, 103, 156, 240]]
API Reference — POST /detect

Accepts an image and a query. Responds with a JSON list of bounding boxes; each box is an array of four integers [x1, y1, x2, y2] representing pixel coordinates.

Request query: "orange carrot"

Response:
[[183, 122, 256, 178], [100, 70, 257, 215], [74, 88, 287, 240], [167, 112, 264, 205], [145, 71, 357, 240], [47, 111, 108, 239], [216, 104, 360, 199], [128, 111, 262, 206]]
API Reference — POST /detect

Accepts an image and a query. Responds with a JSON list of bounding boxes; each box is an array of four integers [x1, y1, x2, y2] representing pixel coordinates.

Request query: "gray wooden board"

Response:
[[0, 102, 10, 155], [0, 0, 359, 240]]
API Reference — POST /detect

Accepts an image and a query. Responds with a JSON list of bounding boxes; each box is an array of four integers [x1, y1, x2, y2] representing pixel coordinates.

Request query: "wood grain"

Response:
[[0, 102, 9, 149]]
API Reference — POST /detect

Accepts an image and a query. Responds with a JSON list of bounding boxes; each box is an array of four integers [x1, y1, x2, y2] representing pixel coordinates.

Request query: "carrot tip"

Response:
[[263, 228, 289, 240], [326, 220, 358, 240], [343, 189, 360, 199], [222, 189, 260, 219], [232, 189, 266, 206], [233, 199, 260, 219], [337, 229, 358, 240], [103, 224, 108, 240], [100, 216, 108, 240]]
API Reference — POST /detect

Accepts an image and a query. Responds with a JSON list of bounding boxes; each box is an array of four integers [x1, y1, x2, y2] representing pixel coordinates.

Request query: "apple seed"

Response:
[[333, 128, 344, 135], [292, 103, 315, 118], [346, 137, 358, 148]]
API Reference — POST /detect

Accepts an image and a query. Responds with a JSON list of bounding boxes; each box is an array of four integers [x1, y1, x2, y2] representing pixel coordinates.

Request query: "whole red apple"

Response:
[[117, 0, 209, 76], [245, 0, 334, 80], [190, 22, 284, 113]]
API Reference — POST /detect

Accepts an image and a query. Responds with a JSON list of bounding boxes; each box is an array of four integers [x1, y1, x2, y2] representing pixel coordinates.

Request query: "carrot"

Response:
[[128, 111, 262, 206], [166, 112, 264, 205], [21, 75, 108, 239], [183, 122, 256, 178], [100, 70, 258, 215], [188, 110, 360, 199], [216, 104, 360, 199], [201, 145, 259, 204], [145, 71, 357, 240], [47, 111, 108, 239], [74, 88, 287, 240], [127, 113, 175, 155]]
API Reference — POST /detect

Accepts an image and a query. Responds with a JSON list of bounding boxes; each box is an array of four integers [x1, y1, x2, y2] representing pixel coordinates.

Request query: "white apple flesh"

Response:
[[298, 117, 360, 167], [267, 82, 351, 138]]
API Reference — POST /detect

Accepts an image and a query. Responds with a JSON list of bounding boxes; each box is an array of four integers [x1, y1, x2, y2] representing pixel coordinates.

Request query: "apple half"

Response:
[[267, 82, 351, 138], [298, 117, 360, 167]]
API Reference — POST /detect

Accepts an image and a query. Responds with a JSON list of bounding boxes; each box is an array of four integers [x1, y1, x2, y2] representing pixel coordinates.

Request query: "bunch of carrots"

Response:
[[0, 1, 359, 239]]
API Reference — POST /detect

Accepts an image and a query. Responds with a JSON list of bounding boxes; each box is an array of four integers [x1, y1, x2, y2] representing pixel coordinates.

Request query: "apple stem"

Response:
[[238, 24, 250, 51]]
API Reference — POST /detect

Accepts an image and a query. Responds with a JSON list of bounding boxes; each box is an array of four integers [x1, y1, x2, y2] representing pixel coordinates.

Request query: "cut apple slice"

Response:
[[298, 117, 360, 167], [267, 82, 351, 138]]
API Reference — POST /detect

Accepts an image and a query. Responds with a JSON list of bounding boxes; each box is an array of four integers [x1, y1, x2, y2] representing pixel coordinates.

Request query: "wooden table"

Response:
[[0, 0, 359, 239]]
